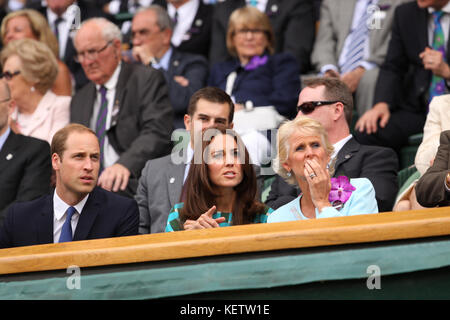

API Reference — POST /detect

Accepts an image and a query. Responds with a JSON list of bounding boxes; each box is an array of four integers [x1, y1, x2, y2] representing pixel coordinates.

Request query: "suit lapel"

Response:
[[111, 63, 131, 126], [36, 194, 54, 244], [81, 84, 97, 125], [0, 131, 20, 174], [337, 0, 358, 54], [334, 138, 360, 175], [73, 188, 102, 241], [417, 5, 429, 53], [167, 161, 186, 207]]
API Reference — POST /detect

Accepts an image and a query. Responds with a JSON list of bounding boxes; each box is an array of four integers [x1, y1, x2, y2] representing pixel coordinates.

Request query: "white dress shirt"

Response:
[[331, 134, 353, 162], [53, 190, 89, 243], [89, 63, 122, 169], [47, 6, 77, 59], [168, 0, 200, 47], [427, 3, 450, 48]]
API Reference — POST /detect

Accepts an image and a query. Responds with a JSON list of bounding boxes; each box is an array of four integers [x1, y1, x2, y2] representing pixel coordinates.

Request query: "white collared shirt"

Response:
[[331, 134, 353, 161], [183, 143, 194, 183], [168, 0, 200, 47], [90, 63, 122, 169], [47, 5, 77, 59], [427, 3, 450, 49], [0, 127, 10, 152], [53, 190, 89, 243]]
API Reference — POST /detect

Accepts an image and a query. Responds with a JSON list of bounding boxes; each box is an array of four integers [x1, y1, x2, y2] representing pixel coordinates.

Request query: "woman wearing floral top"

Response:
[[166, 126, 273, 232], [267, 117, 378, 223]]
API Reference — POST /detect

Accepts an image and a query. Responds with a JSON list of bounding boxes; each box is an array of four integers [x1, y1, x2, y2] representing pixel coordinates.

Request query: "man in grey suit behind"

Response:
[[131, 5, 209, 129], [70, 17, 173, 198], [136, 87, 235, 234], [311, 0, 410, 116]]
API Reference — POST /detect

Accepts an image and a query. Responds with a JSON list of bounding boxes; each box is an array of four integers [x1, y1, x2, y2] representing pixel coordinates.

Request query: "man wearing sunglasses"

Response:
[[265, 77, 399, 212], [70, 18, 173, 199]]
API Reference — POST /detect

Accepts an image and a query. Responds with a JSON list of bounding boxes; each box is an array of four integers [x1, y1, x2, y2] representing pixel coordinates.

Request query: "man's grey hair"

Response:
[[77, 17, 123, 43], [136, 5, 174, 31]]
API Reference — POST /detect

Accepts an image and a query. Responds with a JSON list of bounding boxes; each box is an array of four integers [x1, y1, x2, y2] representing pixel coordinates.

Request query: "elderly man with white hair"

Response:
[[70, 17, 173, 198]]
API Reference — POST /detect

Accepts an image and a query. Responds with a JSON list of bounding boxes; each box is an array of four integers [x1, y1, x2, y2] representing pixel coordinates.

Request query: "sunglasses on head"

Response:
[[296, 100, 342, 114], [0, 70, 20, 80]]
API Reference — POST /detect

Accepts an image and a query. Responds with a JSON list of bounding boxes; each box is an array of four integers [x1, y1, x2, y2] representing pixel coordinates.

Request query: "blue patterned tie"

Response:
[[95, 86, 108, 171], [340, 0, 373, 74], [429, 11, 447, 102], [249, 0, 258, 7], [59, 206, 76, 243]]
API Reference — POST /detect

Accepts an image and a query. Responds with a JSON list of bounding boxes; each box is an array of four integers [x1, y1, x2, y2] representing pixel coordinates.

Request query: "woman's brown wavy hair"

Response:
[[179, 126, 265, 226]]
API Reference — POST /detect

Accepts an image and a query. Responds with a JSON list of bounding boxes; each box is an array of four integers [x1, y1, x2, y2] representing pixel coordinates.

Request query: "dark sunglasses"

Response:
[[0, 70, 20, 80], [297, 100, 342, 114]]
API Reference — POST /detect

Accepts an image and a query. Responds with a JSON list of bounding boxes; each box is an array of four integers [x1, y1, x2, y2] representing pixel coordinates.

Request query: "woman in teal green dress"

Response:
[[165, 127, 273, 232]]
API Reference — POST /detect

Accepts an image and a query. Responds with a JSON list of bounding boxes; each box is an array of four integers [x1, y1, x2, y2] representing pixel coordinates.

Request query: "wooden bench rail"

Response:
[[1, 208, 450, 275]]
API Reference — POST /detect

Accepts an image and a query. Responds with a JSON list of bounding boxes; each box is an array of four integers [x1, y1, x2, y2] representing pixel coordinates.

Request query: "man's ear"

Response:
[[229, 122, 234, 129], [184, 114, 191, 131], [51, 153, 61, 171], [334, 102, 345, 121]]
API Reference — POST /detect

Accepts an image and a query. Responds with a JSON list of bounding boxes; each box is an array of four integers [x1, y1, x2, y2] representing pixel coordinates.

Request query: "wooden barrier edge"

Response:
[[1, 208, 450, 275]]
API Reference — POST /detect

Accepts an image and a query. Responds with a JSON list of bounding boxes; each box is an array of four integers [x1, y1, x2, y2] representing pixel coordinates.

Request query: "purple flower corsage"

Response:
[[328, 176, 355, 210], [244, 55, 268, 71]]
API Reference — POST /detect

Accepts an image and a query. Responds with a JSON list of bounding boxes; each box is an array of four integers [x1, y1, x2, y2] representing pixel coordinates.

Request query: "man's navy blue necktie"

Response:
[[59, 206, 76, 243]]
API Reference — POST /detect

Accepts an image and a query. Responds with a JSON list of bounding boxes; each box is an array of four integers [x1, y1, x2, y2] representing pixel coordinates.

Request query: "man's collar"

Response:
[[153, 47, 172, 71], [167, 0, 199, 17], [0, 126, 11, 151], [53, 189, 89, 220], [331, 134, 353, 159], [96, 62, 122, 92], [428, 1, 450, 14]]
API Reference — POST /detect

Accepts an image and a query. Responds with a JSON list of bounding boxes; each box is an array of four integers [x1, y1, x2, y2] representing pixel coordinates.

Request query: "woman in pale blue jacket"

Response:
[[267, 117, 378, 223]]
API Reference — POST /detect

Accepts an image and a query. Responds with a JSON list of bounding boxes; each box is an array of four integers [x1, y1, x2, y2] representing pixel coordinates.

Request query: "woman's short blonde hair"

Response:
[[1, 9, 60, 58], [273, 116, 335, 185], [0, 38, 58, 94], [226, 6, 275, 57]]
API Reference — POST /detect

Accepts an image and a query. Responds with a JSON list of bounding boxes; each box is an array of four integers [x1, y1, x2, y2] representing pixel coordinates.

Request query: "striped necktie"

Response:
[[340, 0, 373, 74], [54, 16, 64, 41], [95, 86, 108, 171], [59, 206, 76, 243], [429, 11, 447, 102]]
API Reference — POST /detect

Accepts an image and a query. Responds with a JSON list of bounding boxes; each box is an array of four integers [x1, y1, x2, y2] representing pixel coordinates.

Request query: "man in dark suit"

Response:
[[163, 0, 213, 60], [0, 124, 139, 249], [131, 5, 208, 129], [355, 0, 450, 154], [26, 0, 110, 90], [266, 78, 399, 212], [0, 81, 51, 224], [416, 130, 450, 207], [70, 17, 173, 198], [209, 0, 315, 73]]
